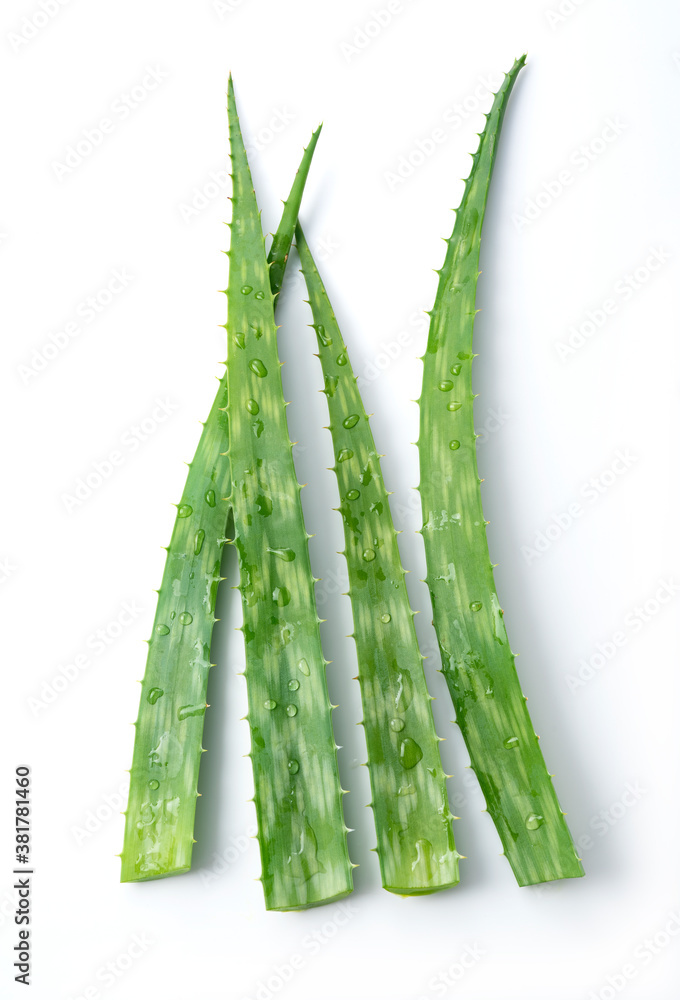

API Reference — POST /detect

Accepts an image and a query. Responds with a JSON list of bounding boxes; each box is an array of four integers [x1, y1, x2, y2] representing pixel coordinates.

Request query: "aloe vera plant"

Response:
[[296, 225, 460, 894], [120, 109, 322, 883], [418, 56, 584, 886], [224, 81, 352, 910]]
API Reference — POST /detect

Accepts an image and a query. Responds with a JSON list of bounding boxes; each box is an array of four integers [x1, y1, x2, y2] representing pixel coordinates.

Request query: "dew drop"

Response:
[[267, 547, 296, 562], [457, 351, 472, 360], [298, 659, 310, 676], [177, 504, 193, 518], [438, 380, 454, 392], [179, 612, 193, 626], [234, 333, 246, 350], [336, 353, 348, 366], [449, 440, 461, 451], [315, 324, 332, 346], [272, 586, 291, 607], [503, 736, 519, 749], [147, 687, 164, 704], [343, 414, 359, 429], [288, 759, 300, 774], [469, 601, 483, 612], [447, 401, 462, 412], [380, 613, 392, 624], [148, 779, 160, 790], [362, 549, 376, 562], [194, 529, 205, 555], [155, 624, 170, 636], [241, 285, 253, 295], [286, 704, 298, 717], [250, 358, 268, 378], [399, 737, 423, 770], [205, 490, 216, 507], [255, 290, 264, 300], [288, 679, 300, 691], [450, 363, 462, 375], [346, 489, 360, 501], [177, 704, 206, 721], [525, 813, 545, 831], [337, 448, 354, 463], [390, 718, 405, 732], [246, 399, 260, 415], [264, 699, 277, 711]]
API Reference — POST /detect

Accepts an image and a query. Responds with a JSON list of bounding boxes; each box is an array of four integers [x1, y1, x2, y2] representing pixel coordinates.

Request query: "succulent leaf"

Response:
[[297, 224, 460, 895], [120, 93, 324, 885], [418, 56, 584, 886], [224, 81, 352, 910]]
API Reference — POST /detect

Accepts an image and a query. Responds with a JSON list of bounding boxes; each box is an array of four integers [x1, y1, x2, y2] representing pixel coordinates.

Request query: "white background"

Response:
[[2, 1, 680, 998]]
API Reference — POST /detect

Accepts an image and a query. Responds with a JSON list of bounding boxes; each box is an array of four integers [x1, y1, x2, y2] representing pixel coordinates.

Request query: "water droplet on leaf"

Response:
[[246, 399, 259, 415], [241, 285, 253, 294], [288, 679, 300, 691], [449, 440, 461, 451], [346, 489, 360, 501], [147, 687, 164, 704], [177, 504, 193, 518], [194, 529, 205, 554], [438, 380, 454, 391], [343, 414, 359, 428], [267, 547, 295, 562], [337, 448, 353, 463], [264, 699, 277, 711], [250, 358, 267, 378], [525, 813, 544, 831], [362, 549, 376, 562], [399, 738, 423, 770], [298, 659, 310, 676], [380, 613, 392, 624], [286, 704, 298, 717], [503, 736, 519, 749], [179, 612, 193, 625], [205, 490, 216, 507], [177, 704, 206, 721], [288, 759, 300, 774], [155, 624, 170, 636], [447, 401, 462, 412], [272, 586, 291, 606], [390, 718, 405, 732], [469, 601, 483, 612]]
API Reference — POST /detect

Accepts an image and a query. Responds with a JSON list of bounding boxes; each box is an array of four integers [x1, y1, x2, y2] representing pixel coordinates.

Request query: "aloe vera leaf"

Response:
[[268, 125, 321, 301], [296, 224, 461, 895], [418, 56, 584, 886], [120, 115, 323, 884], [225, 79, 352, 911]]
